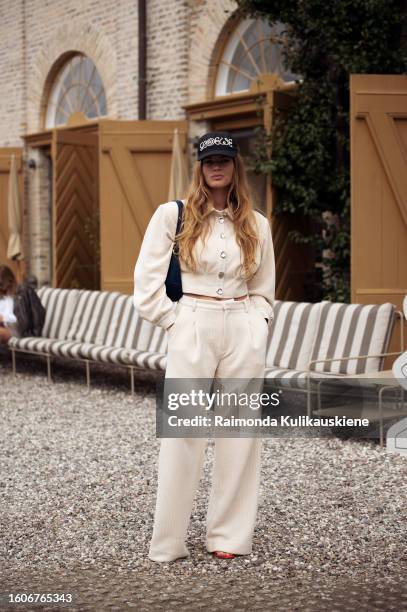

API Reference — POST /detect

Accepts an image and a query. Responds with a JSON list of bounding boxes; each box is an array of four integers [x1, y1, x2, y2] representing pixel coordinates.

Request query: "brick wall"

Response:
[[188, 0, 237, 103], [0, 0, 25, 146], [147, 0, 189, 119], [0, 0, 238, 283]]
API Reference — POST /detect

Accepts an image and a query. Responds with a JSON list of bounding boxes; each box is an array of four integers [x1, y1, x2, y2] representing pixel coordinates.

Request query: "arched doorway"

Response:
[[26, 53, 107, 290], [24, 53, 187, 293]]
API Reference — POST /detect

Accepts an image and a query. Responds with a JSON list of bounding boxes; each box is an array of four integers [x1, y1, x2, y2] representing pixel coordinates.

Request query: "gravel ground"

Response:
[[0, 350, 406, 610]]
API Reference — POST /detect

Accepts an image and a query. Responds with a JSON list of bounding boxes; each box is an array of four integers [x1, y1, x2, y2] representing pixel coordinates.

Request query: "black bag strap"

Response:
[[174, 200, 184, 234], [173, 200, 184, 255]]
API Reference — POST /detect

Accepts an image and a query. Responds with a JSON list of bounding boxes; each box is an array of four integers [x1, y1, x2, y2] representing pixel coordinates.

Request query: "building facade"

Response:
[[0, 0, 303, 292]]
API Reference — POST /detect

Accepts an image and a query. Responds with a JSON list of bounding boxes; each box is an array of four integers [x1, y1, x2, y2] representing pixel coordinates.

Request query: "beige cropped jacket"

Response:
[[133, 200, 275, 331]]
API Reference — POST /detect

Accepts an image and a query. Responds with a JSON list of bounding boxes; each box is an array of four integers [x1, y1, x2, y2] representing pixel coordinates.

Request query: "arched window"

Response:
[[215, 18, 300, 96], [45, 55, 107, 128]]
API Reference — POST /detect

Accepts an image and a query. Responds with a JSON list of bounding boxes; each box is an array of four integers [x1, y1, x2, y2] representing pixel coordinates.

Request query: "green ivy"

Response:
[[236, 0, 407, 302]]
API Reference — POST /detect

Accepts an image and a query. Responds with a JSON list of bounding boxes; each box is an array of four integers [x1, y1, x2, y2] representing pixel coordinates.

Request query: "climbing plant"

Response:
[[236, 0, 407, 302]]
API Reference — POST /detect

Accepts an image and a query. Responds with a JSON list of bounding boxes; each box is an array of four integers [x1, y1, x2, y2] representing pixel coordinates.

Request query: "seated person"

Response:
[[0, 266, 19, 344], [0, 265, 45, 344]]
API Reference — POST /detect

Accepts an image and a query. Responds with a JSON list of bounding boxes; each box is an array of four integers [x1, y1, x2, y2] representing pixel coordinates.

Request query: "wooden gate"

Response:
[[52, 127, 99, 289], [350, 74, 407, 359], [0, 148, 25, 281], [99, 120, 187, 293]]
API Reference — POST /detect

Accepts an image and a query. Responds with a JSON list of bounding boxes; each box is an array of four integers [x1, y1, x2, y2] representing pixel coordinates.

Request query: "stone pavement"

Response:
[[1, 351, 406, 611], [0, 567, 406, 611]]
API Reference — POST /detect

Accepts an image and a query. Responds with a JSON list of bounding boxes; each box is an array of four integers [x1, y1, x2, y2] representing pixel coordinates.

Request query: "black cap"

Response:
[[197, 132, 238, 161]]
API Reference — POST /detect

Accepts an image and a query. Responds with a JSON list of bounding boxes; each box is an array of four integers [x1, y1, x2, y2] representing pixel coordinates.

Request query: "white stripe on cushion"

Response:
[[266, 301, 323, 370], [40, 288, 82, 339], [310, 301, 395, 374]]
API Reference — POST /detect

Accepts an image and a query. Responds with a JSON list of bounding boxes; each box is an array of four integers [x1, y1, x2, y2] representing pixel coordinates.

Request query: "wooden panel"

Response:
[[209, 114, 261, 130], [52, 129, 99, 289], [99, 120, 188, 293], [350, 74, 407, 366], [0, 148, 25, 281], [184, 91, 262, 121], [23, 130, 53, 148]]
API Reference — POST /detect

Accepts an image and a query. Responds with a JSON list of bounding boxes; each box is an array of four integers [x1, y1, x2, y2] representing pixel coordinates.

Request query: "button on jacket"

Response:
[[133, 200, 276, 330]]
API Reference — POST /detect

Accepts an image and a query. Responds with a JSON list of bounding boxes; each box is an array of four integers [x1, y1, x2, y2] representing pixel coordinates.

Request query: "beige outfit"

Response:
[[133, 200, 275, 330], [132, 200, 276, 562]]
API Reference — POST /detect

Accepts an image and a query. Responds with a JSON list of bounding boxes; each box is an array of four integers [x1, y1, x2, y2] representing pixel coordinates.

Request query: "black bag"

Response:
[[165, 200, 184, 302], [13, 283, 46, 337]]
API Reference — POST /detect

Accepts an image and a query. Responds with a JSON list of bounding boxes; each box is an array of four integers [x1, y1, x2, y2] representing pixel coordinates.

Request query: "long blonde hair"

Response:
[[177, 153, 260, 280], [0, 265, 17, 298]]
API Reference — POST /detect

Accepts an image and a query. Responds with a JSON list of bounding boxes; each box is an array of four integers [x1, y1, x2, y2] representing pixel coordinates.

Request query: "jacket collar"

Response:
[[207, 204, 234, 219], [181, 200, 234, 220]]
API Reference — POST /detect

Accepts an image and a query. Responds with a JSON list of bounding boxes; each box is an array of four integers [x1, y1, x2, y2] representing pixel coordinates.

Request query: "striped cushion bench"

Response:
[[264, 300, 325, 389], [309, 301, 396, 374], [8, 287, 81, 354], [264, 300, 397, 389], [265, 300, 323, 371], [45, 290, 168, 369], [264, 366, 341, 390], [7, 289, 168, 389], [7, 289, 398, 397]]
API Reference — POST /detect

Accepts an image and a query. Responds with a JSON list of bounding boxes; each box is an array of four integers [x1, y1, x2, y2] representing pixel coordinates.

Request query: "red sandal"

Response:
[[212, 550, 236, 559]]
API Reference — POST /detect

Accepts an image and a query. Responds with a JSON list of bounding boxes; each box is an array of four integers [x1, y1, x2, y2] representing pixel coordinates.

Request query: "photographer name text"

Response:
[[167, 415, 370, 427]]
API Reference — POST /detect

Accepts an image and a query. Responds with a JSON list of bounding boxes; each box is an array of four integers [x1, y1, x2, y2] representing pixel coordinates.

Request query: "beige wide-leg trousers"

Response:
[[148, 295, 269, 562]]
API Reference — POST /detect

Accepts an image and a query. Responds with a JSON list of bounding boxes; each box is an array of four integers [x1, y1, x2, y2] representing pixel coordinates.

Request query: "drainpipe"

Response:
[[138, 0, 147, 120]]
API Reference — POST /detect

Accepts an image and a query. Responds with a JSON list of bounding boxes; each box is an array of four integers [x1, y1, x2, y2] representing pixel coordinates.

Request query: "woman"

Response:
[[133, 131, 275, 563], [0, 265, 20, 343]]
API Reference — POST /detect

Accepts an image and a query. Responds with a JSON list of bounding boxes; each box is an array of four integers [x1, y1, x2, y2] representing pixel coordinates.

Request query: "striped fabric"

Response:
[[37, 287, 82, 339], [265, 301, 323, 370], [97, 294, 134, 347], [264, 366, 343, 389], [65, 290, 122, 343], [43, 338, 166, 370], [113, 295, 168, 354], [9, 288, 166, 368], [7, 336, 57, 354], [80, 344, 166, 370], [9, 289, 395, 383], [64, 291, 168, 356], [309, 301, 395, 374]]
